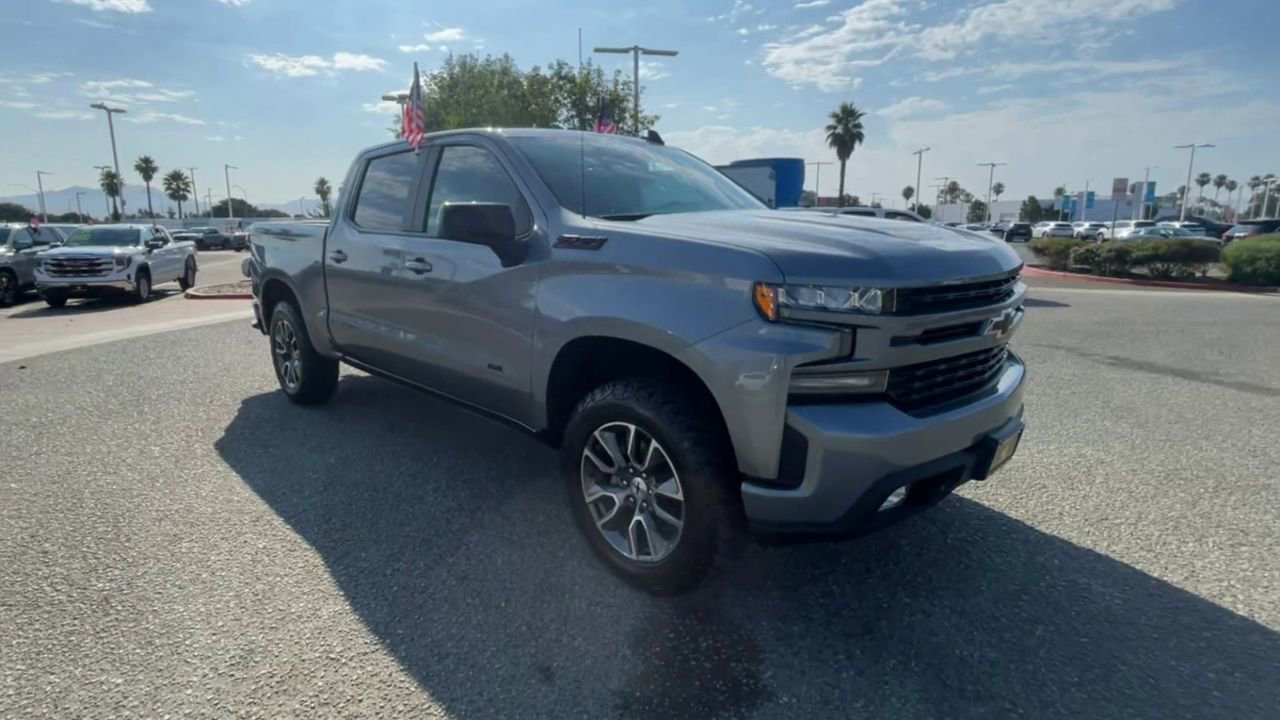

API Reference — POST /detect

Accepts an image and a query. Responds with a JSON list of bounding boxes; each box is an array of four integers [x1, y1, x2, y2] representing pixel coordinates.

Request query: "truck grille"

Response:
[[894, 271, 1019, 315], [43, 256, 113, 278], [888, 345, 1009, 412]]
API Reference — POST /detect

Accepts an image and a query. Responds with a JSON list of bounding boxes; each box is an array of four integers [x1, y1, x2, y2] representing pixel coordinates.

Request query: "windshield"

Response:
[[510, 135, 763, 220], [63, 228, 141, 247]]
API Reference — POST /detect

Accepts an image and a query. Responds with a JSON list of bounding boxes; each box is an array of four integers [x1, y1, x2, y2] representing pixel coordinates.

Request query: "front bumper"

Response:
[[35, 278, 135, 295], [743, 351, 1025, 537]]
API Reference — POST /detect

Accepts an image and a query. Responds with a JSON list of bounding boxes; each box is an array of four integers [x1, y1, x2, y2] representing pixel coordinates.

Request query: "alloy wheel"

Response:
[[273, 319, 302, 391], [580, 422, 685, 563]]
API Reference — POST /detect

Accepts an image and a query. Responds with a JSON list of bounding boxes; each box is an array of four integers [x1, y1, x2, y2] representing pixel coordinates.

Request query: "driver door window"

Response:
[[425, 145, 531, 237]]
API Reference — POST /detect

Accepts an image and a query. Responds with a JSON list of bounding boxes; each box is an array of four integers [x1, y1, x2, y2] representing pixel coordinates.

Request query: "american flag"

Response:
[[402, 63, 426, 149], [594, 96, 616, 134]]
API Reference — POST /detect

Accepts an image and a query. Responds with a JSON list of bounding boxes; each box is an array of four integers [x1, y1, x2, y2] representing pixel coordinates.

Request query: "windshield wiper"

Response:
[[598, 213, 652, 221]]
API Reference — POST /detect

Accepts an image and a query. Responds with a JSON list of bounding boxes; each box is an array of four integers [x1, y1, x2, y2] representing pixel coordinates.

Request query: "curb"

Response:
[[1022, 266, 1280, 294], [184, 286, 253, 300]]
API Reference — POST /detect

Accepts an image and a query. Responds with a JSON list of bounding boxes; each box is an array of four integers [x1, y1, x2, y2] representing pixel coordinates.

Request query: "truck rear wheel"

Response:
[[562, 379, 742, 595], [269, 301, 338, 405]]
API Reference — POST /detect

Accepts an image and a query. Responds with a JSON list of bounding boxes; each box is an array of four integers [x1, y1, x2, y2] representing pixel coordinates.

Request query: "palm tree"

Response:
[[1212, 173, 1227, 205], [824, 102, 866, 207], [99, 168, 123, 221], [901, 185, 914, 210], [314, 177, 333, 217], [1194, 171, 1211, 211], [163, 169, 191, 219], [945, 180, 963, 204], [133, 155, 159, 219], [992, 181, 1005, 203], [1225, 179, 1239, 215]]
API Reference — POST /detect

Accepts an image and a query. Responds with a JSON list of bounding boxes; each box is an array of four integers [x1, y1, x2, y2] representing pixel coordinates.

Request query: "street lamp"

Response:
[[35, 170, 53, 222], [224, 165, 238, 225], [89, 103, 127, 216], [93, 165, 113, 218], [977, 162, 1006, 223], [911, 148, 930, 212], [806, 161, 832, 205], [1173, 143, 1213, 221], [189, 167, 200, 216], [592, 45, 678, 135]]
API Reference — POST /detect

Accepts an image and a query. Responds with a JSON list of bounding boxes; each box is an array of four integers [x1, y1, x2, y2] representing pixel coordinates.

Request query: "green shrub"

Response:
[[1129, 239, 1221, 279], [1222, 234, 1280, 286], [1069, 244, 1104, 273], [1028, 237, 1085, 270], [1100, 243, 1134, 275]]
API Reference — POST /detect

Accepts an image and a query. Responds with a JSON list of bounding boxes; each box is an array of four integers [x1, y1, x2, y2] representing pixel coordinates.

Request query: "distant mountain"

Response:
[[0, 185, 322, 220]]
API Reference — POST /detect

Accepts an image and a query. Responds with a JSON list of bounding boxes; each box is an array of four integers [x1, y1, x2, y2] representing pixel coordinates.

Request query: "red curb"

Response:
[[1022, 265, 1279, 294]]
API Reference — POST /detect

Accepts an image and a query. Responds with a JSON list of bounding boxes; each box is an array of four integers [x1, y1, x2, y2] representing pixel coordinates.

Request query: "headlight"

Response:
[[753, 282, 888, 321], [114, 255, 131, 269]]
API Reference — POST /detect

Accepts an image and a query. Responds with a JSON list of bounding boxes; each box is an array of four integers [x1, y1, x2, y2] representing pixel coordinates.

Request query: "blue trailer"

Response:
[[716, 158, 805, 208]]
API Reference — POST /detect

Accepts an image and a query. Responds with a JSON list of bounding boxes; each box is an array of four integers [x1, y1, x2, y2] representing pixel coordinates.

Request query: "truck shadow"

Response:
[[215, 375, 1279, 720], [4, 289, 182, 318]]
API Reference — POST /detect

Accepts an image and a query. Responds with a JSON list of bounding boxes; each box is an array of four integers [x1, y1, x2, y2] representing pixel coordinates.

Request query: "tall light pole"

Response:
[[224, 164, 237, 225], [89, 103, 127, 216], [592, 45, 678, 135], [977, 162, 1006, 223], [93, 165, 113, 218], [382, 93, 410, 137], [1135, 165, 1158, 220], [75, 191, 87, 222], [806, 161, 832, 205], [35, 170, 52, 221], [1174, 143, 1213, 221], [189, 167, 200, 216], [911, 147, 930, 212]]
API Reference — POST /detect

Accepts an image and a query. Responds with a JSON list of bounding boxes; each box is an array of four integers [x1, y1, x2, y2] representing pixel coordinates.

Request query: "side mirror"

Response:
[[145, 238, 165, 251], [438, 202, 525, 267]]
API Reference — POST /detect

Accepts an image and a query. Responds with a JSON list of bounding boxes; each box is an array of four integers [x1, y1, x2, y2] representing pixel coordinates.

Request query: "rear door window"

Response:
[[352, 151, 419, 232]]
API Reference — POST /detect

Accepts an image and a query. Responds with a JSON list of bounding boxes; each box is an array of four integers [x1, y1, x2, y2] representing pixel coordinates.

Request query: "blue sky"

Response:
[[2, 0, 1277, 210]]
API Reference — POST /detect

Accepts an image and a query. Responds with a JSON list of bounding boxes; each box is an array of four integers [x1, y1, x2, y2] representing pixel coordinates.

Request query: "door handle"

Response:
[[328, 250, 348, 264], [404, 258, 433, 274]]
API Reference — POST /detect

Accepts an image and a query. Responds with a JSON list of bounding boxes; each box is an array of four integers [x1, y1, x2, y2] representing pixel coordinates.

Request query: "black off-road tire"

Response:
[[0, 270, 17, 307], [178, 259, 197, 290], [563, 379, 744, 596], [42, 292, 68, 308], [269, 300, 339, 405]]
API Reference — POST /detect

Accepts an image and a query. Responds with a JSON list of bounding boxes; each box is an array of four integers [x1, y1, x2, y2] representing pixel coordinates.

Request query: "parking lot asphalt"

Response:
[[1, 282, 1277, 719]]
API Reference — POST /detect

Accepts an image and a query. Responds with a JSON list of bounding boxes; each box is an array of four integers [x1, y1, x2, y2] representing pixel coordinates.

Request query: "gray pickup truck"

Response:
[[245, 129, 1026, 594]]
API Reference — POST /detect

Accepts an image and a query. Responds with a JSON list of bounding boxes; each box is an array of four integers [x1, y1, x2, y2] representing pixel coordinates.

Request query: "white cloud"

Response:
[[332, 52, 386, 71], [58, 0, 151, 12], [916, 0, 1178, 60], [205, 135, 225, 142], [0, 100, 37, 109], [80, 78, 194, 105], [977, 83, 1014, 95], [795, 0, 830, 6], [126, 111, 205, 125], [424, 27, 466, 42], [877, 96, 949, 119], [36, 110, 94, 120], [213, 0, 250, 6], [362, 100, 401, 114], [762, 0, 910, 91], [638, 61, 669, 81], [756, 23, 777, 30], [398, 43, 432, 53], [249, 52, 385, 77], [709, 0, 763, 22], [74, 17, 118, 29]]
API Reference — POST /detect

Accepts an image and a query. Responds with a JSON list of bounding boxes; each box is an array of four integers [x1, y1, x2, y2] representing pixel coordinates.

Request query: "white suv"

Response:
[[1096, 220, 1156, 242]]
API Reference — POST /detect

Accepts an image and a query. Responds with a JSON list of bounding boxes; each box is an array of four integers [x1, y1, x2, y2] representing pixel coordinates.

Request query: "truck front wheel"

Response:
[[269, 301, 338, 405], [563, 379, 743, 595]]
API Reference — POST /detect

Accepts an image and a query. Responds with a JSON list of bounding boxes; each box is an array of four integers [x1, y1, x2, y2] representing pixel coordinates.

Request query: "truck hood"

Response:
[[629, 210, 1022, 285], [39, 245, 136, 257]]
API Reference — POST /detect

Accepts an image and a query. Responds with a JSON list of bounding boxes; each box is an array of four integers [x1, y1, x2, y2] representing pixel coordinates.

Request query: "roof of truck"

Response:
[[364, 127, 653, 154]]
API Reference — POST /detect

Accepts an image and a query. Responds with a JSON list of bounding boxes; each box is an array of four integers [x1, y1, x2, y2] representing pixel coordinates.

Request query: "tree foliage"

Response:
[[1020, 195, 1045, 222], [0, 202, 35, 222], [386, 55, 656, 137], [314, 177, 333, 218], [825, 102, 866, 206], [134, 155, 159, 218], [967, 199, 988, 223], [163, 169, 191, 219]]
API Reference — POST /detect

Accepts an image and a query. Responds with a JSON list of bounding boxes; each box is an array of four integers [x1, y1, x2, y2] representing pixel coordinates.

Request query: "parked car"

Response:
[[1223, 219, 1280, 243], [1096, 220, 1155, 242], [0, 223, 62, 306], [1156, 221, 1208, 236], [1072, 222, 1108, 240], [798, 206, 927, 222], [1121, 226, 1223, 246], [41, 223, 84, 242], [1032, 221, 1052, 237], [1038, 222, 1075, 238], [1154, 214, 1232, 238], [173, 226, 230, 250], [229, 231, 250, 251], [1003, 222, 1033, 243], [245, 128, 1027, 594], [33, 224, 198, 307]]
